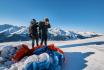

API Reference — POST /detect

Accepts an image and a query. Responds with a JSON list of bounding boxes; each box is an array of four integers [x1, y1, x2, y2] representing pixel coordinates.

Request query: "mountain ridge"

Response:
[[0, 24, 100, 42]]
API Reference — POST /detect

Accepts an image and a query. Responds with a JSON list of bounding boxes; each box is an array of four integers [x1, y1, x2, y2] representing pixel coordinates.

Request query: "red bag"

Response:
[[30, 45, 43, 53], [12, 44, 30, 62], [48, 44, 64, 54]]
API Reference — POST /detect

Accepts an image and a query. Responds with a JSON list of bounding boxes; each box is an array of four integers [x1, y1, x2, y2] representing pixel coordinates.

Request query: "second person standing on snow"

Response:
[[39, 18, 51, 46]]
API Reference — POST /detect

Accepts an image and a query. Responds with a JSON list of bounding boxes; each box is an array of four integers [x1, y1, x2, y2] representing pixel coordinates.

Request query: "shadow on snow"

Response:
[[63, 52, 95, 70], [58, 41, 104, 48]]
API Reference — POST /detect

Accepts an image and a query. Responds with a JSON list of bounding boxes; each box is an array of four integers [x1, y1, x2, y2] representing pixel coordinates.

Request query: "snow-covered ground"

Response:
[[0, 35, 104, 70]]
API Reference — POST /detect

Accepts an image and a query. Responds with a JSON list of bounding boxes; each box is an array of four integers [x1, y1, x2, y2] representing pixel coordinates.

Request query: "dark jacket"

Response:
[[29, 21, 39, 36], [39, 21, 51, 35]]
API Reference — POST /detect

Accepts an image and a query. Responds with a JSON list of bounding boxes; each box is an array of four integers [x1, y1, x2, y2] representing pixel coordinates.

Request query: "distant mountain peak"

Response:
[[0, 24, 100, 42]]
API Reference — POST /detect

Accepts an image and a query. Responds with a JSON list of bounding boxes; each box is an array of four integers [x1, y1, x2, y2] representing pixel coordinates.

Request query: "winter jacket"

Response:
[[39, 21, 51, 36], [29, 21, 39, 36]]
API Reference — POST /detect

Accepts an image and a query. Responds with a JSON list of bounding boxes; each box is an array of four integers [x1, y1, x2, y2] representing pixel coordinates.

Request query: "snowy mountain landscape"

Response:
[[0, 24, 104, 70], [0, 24, 100, 42], [0, 34, 104, 70], [0, 0, 104, 69]]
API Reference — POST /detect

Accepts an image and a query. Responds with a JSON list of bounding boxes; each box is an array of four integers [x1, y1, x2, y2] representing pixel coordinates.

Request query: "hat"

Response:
[[45, 18, 49, 22]]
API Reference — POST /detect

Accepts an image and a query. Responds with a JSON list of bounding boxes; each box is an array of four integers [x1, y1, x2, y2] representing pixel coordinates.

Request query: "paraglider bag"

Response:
[[12, 44, 30, 62]]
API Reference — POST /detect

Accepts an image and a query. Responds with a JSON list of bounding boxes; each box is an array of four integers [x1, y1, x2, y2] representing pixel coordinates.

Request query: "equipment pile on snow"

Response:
[[0, 44, 65, 70]]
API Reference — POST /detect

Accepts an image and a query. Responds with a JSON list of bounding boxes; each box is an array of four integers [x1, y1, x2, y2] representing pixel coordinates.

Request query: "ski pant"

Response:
[[30, 33, 39, 47], [32, 36, 38, 47], [40, 34, 48, 46]]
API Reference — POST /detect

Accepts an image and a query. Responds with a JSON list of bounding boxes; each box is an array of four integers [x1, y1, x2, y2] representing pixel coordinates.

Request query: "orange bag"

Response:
[[12, 44, 30, 62], [30, 45, 43, 53], [48, 44, 64, 54]]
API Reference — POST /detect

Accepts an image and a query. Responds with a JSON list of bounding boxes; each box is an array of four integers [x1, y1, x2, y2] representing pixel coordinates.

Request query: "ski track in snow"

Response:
[[0, 36, 104, 70]]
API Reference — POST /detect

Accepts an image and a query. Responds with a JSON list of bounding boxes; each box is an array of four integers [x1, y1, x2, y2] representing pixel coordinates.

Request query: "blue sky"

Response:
[[0, 0, 104, 33]]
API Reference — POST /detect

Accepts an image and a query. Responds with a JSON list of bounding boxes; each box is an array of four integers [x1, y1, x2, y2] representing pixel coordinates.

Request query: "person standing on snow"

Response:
[[29, 19, 39, 47], [39, 17, 51, 46]]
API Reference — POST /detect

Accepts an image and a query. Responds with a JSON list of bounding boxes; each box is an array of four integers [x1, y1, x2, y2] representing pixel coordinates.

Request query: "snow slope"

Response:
[[0, 35, 104, 70]]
